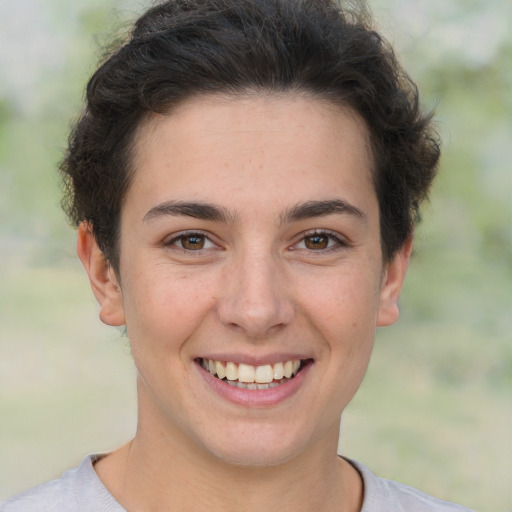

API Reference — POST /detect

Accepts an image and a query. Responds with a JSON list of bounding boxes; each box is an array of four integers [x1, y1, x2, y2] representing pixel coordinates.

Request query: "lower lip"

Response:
[[196, 360, 312, 407]]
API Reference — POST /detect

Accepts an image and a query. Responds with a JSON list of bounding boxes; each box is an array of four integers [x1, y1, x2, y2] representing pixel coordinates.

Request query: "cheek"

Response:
[[121, 268, 218, 354], [298, 268, 380, 385], [300, 269, 382, 335]]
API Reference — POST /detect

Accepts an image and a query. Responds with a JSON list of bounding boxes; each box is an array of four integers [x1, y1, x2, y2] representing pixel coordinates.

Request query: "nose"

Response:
[[216, 252, 295, 339]]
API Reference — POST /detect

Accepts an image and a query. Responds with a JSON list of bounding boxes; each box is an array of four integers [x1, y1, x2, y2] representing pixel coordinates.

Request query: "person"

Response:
[[0, 0, 476, 511]]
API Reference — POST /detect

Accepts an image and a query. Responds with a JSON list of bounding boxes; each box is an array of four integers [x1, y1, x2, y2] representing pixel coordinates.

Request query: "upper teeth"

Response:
[[202, 359, 302, 383]]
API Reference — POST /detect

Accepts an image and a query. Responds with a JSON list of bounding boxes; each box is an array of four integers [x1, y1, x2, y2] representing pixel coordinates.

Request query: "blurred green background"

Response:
[[0, 0, 510, 510]]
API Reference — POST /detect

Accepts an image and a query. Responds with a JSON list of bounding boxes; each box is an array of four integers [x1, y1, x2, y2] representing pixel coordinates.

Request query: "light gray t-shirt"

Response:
[[0, 455, 476, 512]]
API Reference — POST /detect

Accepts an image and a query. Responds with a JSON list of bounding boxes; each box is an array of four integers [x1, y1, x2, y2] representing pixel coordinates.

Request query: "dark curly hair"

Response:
[[60, 0, 440, 271]]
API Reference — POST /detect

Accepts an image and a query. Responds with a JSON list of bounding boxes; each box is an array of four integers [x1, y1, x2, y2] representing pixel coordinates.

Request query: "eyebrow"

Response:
[[143, 200, 237, 224], [280, 199, 367, 225], [142, 198, 366, 225]]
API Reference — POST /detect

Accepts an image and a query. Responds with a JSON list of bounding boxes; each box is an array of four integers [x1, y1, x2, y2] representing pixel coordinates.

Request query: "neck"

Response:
[[94, 390, 363, 512]]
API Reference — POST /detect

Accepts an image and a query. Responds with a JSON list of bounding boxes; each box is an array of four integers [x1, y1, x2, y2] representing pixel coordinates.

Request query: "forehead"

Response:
[[127, 93, 376, 221]]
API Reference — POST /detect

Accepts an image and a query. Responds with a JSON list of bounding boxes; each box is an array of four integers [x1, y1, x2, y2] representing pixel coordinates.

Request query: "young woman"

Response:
[[1, 1, 475, 511]]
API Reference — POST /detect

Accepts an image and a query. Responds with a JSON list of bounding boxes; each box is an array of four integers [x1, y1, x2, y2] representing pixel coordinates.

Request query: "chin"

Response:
[[197, 422, 314, 468]]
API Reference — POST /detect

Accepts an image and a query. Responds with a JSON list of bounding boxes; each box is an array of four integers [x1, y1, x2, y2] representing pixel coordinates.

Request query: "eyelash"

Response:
[[163, 229, 348, 254], [164, 231, 217, 252], [292, 230, 348, 252]]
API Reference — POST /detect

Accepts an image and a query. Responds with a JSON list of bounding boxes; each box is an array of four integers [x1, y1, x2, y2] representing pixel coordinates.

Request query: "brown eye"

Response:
[[180, 235, 206, 250], [166, 232, 216, 252], [304, 234, 329, 250]]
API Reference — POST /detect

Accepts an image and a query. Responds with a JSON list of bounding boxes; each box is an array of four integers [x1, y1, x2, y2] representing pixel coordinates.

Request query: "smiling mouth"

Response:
[[198, 358, 309, 390]]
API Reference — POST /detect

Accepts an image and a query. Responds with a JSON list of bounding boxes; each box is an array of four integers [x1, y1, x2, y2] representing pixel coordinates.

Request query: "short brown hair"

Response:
[[60, 0, 440, 270]]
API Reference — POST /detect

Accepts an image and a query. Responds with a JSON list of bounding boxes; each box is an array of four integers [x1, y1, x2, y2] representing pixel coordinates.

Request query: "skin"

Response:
[[78, 93, 412, 512]]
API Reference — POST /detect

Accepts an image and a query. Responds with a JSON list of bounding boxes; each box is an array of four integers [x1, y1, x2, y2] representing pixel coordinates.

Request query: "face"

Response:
[[81, 94, 410, 467]]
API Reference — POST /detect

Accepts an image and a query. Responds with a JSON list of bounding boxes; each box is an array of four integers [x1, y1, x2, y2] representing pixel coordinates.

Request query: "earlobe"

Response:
[[377, 236, 413, 327], [77, 222, 126, 327]]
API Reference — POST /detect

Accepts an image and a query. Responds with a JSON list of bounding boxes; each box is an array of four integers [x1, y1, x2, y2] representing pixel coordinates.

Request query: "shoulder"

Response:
[[0, 476, 67, 512], [348, 459, 477, 512], [0, 455, 124, 512]]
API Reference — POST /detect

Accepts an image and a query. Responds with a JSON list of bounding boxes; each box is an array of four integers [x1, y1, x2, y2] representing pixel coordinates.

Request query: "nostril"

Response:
[[217, 302, 293, 338]]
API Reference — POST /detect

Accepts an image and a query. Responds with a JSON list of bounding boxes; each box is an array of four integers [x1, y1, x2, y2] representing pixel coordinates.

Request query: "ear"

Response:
[[77, 222, 126, 326], [377, 235, 413, 327]]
